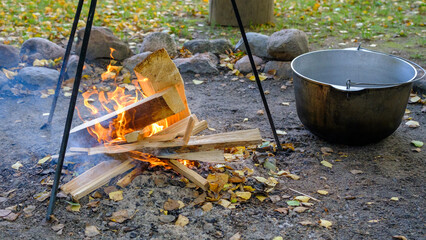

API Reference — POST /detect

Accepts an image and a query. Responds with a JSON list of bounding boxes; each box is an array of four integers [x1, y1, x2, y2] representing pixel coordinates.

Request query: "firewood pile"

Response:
[[59, 49, 263, 200]]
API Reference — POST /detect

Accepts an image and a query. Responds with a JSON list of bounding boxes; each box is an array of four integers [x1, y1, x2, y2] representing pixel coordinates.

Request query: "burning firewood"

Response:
[[71, 129, 262, 157], [61, 49, 263, 199], [70, 86, 185, 145]]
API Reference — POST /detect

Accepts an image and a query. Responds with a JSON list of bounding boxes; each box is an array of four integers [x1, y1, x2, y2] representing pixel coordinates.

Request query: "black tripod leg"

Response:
[[230, 0, 283, 151], [46, 0, 98, 220], [41, 0, 85, 130]]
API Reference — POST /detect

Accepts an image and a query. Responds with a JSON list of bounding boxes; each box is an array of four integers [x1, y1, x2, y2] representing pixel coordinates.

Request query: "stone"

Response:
[[66, 55, 93, 79], [234, 55, 264, 73], [183, 39, 232, 55], [235, 32, 271, 59], [267, 29, 309, 61], [413, 79, 426, 95], [159, 214, 176, 223], [123, 51, 152, 73], [75, 27, 132, 62], [263, 61, 292, 79], [0, 71, 8, 88], [20, 38, 65, 64], [17, 67, 59, 88], [0, 44, 20, 68], [139, 32, 177, 57], [173, 53, 219, 74]]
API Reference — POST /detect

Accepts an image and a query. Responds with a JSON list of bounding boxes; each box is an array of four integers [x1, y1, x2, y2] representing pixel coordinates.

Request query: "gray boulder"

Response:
[[66, 55, 93, 79], [139, 32, 177, 57], [263, 61, 292, 80], [173, 53, 219, 74], [235, 32, 271, 59], [235, 55, 264, 73], [17, 67, 59, 88], [267, 29, 309, 61], [20, 38, 65, 64], [183, 39, 232, 55], [413, 79, 426, 95], [75, 27, 132, 62], [0, 71, 8, 88], [123, 51, 152, 73], [0, 44, 20, 68]]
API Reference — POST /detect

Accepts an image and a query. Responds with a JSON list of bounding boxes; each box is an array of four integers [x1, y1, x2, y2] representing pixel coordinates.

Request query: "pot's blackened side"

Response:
[[293, 75, 412, 145]]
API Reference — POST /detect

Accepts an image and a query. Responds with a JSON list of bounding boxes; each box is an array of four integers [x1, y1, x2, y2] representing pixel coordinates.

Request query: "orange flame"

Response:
[[101, 48, 121, 81], [77, 48, 198, 168]]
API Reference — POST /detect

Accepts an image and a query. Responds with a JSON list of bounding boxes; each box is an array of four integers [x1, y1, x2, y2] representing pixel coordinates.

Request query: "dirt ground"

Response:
[[0, 40, 425, 239]]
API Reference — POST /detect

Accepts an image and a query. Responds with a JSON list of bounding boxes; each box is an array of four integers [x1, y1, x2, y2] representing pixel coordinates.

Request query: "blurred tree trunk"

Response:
[[209, 0, 274, 27]]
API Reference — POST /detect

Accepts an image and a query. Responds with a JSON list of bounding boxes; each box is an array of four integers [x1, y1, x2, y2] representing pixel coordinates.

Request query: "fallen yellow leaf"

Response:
[[175, 215, 189, 227], [319, 219, 332, 228], [235, 191, 251, 200], [317, 190, 329, 195], [218, 199, 231, 208], [109, 190, 123, 201], [295, 196, 310, 203], [11, 161, 23, 170], [321, 160, 333, 168], [256, 195, 267, 202], [38, 155, 52, 165]]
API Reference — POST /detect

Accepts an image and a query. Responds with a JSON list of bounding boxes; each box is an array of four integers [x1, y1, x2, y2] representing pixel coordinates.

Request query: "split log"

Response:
[[134, 48, 190, 125], [167, 160, 209, 191], [117, 167, 144, 188], [86, 128, 262, 155], [183, 116, 195, 145], [158, 150, 225, 163], [69, 86, 185, 146], [61, 159, 135, 200]]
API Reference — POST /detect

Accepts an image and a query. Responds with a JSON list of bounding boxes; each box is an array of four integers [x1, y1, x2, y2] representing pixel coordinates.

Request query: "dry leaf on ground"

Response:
[[175, 215, 189, 227], [164, 199, 180, 211], [405, 120, 420, 128], [85, 225, 100, 237], [317, 190, 329, 195], [319, 219, 332, 228], [202, 202, 213, 212], [321, 160, 333, 168], [109, 209, 130, 223], [109, 191, 123, 202]]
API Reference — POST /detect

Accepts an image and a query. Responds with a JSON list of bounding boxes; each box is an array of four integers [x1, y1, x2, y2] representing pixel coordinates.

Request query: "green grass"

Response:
[[0, 0, 424, 50]]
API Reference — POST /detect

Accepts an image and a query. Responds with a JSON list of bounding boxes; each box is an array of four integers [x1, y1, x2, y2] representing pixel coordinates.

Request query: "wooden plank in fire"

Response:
[[61, 159, 135, 200], [124, 114, 208, 143], [79, 128, 262, 158], [69, 86, 185, 146], [134, 48, 191, 126], [167, 159, 209, 191]]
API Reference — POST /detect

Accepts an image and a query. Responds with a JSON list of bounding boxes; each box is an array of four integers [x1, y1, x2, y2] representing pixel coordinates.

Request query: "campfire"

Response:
[[59, 49, 262, 200]]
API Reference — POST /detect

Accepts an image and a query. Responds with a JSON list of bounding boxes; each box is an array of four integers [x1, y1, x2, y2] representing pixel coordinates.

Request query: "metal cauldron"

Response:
[[291, 47, 425, 145]]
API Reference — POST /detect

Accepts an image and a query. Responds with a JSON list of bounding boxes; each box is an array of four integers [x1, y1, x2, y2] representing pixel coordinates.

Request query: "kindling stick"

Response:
[[46, 0, 98, 220], [230, 0, 283, 151], [40, 0, 85, 129]]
